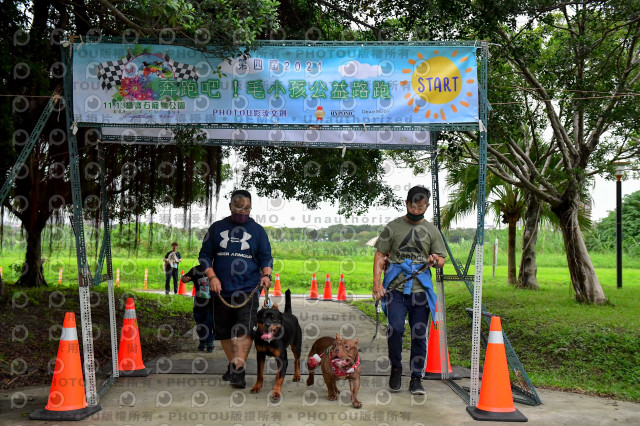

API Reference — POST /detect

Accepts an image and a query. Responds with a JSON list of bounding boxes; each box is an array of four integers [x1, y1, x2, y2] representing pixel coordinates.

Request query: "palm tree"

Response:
[[441, 167, 526, 285], [441, 164, 592, 288]]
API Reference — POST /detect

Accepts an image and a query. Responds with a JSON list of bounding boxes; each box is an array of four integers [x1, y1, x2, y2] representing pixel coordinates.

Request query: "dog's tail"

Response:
[[285, 289, 292, 314]]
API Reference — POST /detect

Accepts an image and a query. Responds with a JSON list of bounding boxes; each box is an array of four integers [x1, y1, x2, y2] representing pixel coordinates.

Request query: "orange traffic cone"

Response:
[[322, 273, 333, 301], [308, 273, 319, 299], [466, 316, 527, 422], [29, 313, 101, 420], [178, 280, 187, 295], [118, 298, 151, 377], [424, 303, 459, 380], [273, 273, 282, 296], [337, 274, 347, 301], [191, 284, 196, 296]]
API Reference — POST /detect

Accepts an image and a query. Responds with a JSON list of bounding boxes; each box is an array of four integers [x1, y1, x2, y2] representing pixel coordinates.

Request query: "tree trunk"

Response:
[[17, 221, 47, 287], [518, 192, 541, 290], [552, 198, 606, 304], [507, 220, 517, 285]]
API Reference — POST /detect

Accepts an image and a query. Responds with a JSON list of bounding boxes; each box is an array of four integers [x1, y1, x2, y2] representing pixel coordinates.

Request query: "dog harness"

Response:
[[382, 258, 437, 317]]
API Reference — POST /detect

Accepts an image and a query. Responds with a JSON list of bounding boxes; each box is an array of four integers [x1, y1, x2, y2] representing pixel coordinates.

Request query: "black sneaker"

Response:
[[222, 363, 234, 381], [389, 367, 402, 392], [230, 365, 246, 389], [206, 343, 215, 353], [410, 377, 425, 395], [197, 342, 206, 351]]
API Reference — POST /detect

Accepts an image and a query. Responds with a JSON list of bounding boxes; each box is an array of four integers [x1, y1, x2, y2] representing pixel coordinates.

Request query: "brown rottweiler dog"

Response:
[[306, 334, 362, 408], [251, 289, 302, 400]]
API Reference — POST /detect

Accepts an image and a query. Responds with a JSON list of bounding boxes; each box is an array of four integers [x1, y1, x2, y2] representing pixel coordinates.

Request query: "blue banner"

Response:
[[73, 43, 479, 126]]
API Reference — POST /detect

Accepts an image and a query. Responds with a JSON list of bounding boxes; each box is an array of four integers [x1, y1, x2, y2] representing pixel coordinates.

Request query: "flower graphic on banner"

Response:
[[119, 76, 154, 100], [400, 50, 476, 120], [96, 45, 199, 102]]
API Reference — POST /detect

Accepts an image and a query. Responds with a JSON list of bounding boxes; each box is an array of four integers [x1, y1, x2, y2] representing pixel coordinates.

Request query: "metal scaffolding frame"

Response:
[[0, 38, 539, 407]]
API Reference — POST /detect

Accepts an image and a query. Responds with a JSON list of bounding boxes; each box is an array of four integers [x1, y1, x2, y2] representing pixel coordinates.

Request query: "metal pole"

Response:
[[616, 177, 622, 289], [492, 238, 498, 278]]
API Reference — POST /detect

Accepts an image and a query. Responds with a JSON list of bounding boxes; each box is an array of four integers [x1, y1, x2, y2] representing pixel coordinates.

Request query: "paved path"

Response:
[[1, 294, 639, 425]]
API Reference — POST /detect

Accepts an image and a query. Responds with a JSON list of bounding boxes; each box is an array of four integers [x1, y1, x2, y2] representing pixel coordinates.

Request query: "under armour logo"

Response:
[[220, 230, 252, 250], [220, 230, 230, 248]]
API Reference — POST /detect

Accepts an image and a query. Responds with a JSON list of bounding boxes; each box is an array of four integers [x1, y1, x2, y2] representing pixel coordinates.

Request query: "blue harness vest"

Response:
[[381, 259, 437, 317]]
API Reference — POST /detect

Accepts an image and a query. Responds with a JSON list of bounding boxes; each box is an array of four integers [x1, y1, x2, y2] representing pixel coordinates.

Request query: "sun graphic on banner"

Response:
[[400, 50, 475, 120]]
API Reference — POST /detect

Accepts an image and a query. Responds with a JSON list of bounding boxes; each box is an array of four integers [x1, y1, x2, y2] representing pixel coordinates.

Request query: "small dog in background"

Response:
[[251, 289, 302, 401], [307, 334, 362, 408]]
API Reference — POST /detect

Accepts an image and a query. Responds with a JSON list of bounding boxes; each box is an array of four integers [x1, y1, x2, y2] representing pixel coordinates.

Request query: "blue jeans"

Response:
[[386, 290, 430, 378], [165, 268, 179, 293], [193, 298, 215, 345]]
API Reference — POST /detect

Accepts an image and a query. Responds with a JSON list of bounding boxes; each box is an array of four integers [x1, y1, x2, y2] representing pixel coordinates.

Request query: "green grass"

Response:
[[352, 277, 640, 402], [3, 247, 639, 297]]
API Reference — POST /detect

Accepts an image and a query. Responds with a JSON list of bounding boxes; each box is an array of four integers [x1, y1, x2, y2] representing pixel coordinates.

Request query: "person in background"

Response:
[[164, 242, 182, 294], [182, 265, 215, 352]]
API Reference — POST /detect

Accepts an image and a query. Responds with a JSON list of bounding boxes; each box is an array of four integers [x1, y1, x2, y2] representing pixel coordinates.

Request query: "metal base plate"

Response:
[[119, 367, 151, 377], [423, 371, 461, 380]]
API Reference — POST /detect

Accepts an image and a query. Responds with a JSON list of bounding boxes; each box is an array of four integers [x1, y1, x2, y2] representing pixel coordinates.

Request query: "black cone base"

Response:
[[423, 371, 461, 380], [466, 406, 527, 422], [119, 367, 151, 377], [30, 404, 102, 421]]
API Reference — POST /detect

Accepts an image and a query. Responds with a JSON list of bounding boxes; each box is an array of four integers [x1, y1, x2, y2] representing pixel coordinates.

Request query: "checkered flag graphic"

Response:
[[164, 53, 199, 83], [96, 52, 133, 92]]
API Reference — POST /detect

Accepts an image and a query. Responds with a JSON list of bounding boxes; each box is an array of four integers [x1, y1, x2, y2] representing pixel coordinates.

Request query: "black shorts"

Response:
[[213, 292, 259, 340]]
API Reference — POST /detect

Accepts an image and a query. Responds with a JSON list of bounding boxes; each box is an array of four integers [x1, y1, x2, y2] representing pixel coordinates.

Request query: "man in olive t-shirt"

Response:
[[372, 185, 446, 395]]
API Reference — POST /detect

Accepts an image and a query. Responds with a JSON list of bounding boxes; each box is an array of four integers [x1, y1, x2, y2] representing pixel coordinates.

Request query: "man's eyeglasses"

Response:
[[232, 206, 252, 213], [407, 203, 427, 211]]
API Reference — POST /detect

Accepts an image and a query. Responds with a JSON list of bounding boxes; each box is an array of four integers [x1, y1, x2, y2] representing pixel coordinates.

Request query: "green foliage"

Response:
[[240, 147, 402, 216], [5, 223, 640, 292], [586, 190, 640, 255]]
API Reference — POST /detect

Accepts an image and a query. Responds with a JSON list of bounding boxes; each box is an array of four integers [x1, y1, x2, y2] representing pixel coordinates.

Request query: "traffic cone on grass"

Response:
[[273, 273, 282, 296], [322, 273, 333, 301], [337, 274, 347, 301], [466, 316, 527, 422], [118, 298, 151, 377], [191, 284, 196, 296], [424, 302, 459, 379], [308, 273, 319, 299], [30, 313, 102, 420]]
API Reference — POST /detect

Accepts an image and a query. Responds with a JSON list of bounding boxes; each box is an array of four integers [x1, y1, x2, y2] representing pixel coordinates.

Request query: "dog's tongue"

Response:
[[332, 358, 349, 367], [261, 332, 273, 340]]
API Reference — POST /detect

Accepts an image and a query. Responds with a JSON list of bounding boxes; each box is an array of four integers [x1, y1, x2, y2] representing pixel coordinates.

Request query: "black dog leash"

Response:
[[358, 299, 381, 353], [359, 259, 437, 353], [216, 283, 263, 309]]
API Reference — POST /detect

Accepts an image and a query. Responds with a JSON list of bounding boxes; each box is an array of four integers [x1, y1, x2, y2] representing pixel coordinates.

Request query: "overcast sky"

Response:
[[180, 152, 640, 230]]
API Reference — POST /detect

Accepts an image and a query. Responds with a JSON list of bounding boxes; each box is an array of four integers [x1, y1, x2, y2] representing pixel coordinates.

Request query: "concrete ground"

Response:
[[2, 294, 639, 425]]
